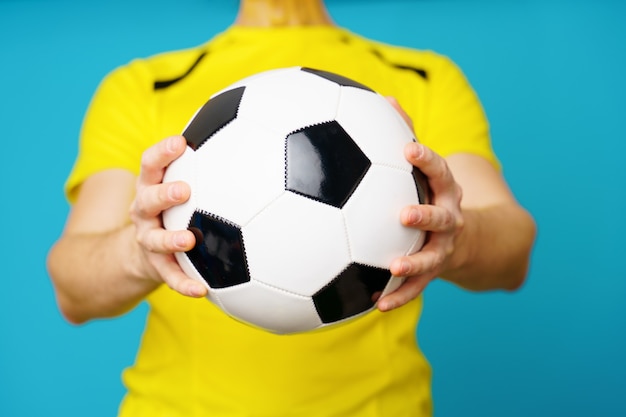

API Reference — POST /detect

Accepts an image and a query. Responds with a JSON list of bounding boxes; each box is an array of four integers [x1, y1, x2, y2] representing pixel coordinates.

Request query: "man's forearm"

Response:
[[47, 223, 159, 324], [441, 202, 536, 291]]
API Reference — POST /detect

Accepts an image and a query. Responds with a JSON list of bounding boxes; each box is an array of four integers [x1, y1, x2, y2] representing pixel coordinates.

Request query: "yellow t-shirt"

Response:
[[67, 25, 496, 417]]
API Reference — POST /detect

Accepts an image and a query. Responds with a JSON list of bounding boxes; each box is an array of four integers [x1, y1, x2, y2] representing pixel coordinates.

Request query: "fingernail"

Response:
[[391, 259, 410, 276], [190, 283, 206, 297], [412, 143, 424, 159], [166, 136, 178, 153], [400, 260, 410, 275], [379, 300, 394, 312], [408, 208, 420, 224]]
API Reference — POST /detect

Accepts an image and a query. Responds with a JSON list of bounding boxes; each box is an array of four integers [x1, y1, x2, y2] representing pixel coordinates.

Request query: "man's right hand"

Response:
[[129, 135, 208, 298]]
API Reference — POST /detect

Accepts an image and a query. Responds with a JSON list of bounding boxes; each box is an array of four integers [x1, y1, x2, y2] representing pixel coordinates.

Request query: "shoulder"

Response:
[[102, 44, 208, 91]]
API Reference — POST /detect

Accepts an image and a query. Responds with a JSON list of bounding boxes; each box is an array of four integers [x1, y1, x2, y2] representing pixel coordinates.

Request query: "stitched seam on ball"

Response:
[[371, 160, 412, 173], [251, 277, 311, 299], [340, 210, 354, 262], [340, 208, 382, 270], [239, 190, 286, 228]]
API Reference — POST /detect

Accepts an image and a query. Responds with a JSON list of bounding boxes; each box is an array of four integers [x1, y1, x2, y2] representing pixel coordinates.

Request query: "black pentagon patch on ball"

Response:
[[285, 121, 370, 208], [300, 67, 374, 92], [312, 263, 391, 323], [183, 86, 245, 150], [185, 210, 250, 289]]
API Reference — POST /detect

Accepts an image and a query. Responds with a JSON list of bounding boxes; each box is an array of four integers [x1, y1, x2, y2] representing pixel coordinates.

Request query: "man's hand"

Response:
[[378, 142, 464, 311], [129, 135, 208, 298], [376, 97, 535, 312]]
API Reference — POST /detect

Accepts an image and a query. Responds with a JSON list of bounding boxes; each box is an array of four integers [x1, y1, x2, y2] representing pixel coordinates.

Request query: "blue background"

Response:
[[1, 0, 624, 416]]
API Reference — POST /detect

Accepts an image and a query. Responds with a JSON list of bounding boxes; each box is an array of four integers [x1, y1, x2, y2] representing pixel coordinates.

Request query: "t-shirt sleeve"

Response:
[[65, 60, 157, 203], [417, 53, 500, 169]]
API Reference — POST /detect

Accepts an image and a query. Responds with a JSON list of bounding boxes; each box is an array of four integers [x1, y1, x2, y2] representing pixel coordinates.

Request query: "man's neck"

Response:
[[235, 0, 334, 27]]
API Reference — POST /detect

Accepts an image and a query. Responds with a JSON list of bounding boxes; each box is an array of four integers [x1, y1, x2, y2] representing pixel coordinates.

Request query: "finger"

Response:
[[154, 255, 208, 298], [400, 204, 457, 233], [377, 274, 433, 312], [389, 248, 444, 278], [132, 181, 191, 219], [137, 228, 196, 254], [404, 142, 455, 192], [138, 136, 187, 187]]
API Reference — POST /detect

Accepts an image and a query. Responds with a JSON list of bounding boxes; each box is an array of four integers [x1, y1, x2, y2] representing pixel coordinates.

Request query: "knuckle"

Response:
[[444, 210, 456, 229], [415, 256, 429, 275], [139, 151, 153, 172], [162, 276, 177, 291], [162, 231, 177, 252], [158, 184, 171, 205], [431, 251, 444, 269], [143, 233, 157, 253], [128, 202, 138, 221], [419, 207, 431, 225], [166, 276, 179, 291], [456, 215, 465, 232], [455, 184, 463, 202], [136, 230, 153, 252], [141, 229, 166, 254], [133, 192, 151, 218]]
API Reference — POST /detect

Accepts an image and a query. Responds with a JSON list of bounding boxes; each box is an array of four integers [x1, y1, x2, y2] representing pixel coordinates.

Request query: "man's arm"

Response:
[[378, 143, 536, 311], [47, 136, 207, 324], [441, 152, 535, 291]]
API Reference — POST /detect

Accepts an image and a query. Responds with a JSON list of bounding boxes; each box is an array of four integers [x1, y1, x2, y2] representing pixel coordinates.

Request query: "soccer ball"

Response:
[[163, 67, 429, 334]]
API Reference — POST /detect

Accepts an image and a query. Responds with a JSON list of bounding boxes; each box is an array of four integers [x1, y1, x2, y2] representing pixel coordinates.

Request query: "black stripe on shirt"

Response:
[[368, 48, 428, 81], [154, 51, 208, 90]]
